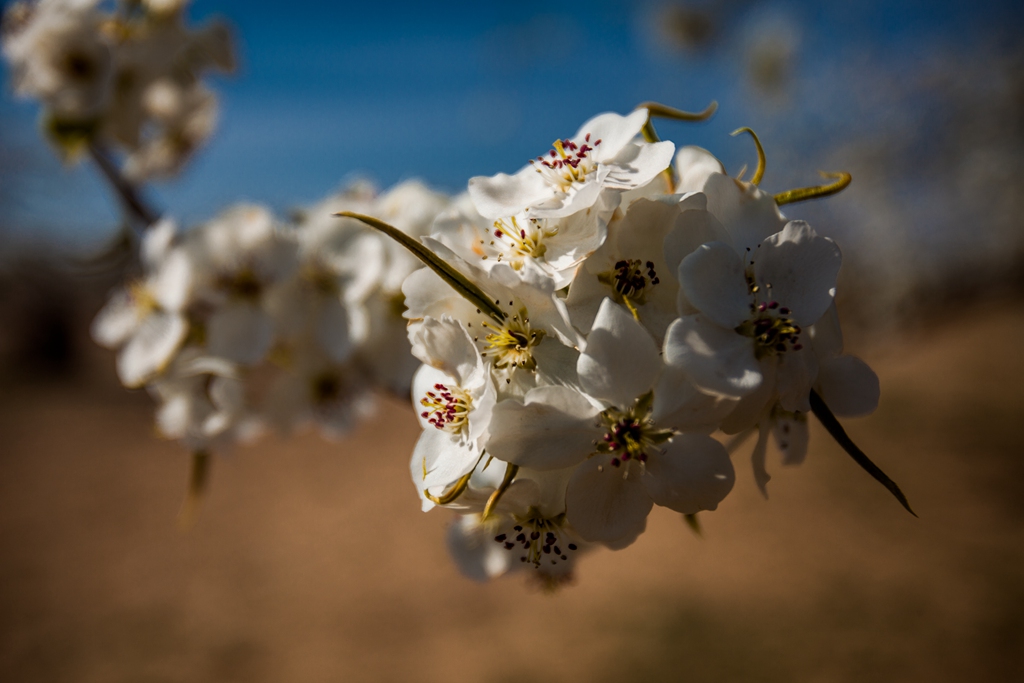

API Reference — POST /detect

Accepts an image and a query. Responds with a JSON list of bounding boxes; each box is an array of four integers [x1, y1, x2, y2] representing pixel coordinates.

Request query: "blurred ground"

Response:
[[0, 300, 1021, 683]]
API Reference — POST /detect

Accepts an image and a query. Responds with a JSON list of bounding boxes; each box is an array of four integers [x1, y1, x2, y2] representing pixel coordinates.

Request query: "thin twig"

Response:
[[88, 141, 161, 227]]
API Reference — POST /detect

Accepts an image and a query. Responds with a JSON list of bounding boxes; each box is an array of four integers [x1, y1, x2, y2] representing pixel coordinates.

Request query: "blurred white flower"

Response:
[[185, 204, 297, 365], [2, 0, 113, 120], [91, 220, 192, 387], [149, 348, 260, 452]]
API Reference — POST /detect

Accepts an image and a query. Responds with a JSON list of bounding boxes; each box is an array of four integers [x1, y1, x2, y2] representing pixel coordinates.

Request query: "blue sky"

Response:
[[1, 0, 1021, 250]]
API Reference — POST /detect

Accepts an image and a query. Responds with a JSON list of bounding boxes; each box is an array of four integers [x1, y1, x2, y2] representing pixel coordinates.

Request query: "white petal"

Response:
[[578, 298, 661, 407], [674, 146, 726, 194], [817, 355, 879, 417], [576, 108, 649, 160], [643, 434, 735, 514], [602, 140, 676, 191], [702, 173, 786, 253], [486, 386, 601, 470], [206, 303, 274, 365], [663, 316, 761, 399], [720, 358, 776, 434], [150, 248, 192, 311], [563, 265, 608, 336], [565, 455, 653, 545], [776, 346, 818, 413], [663, 209, 729, 278], [316, 298, 353, 363], [446, 515, 513, 581], [414, 428, 480, 491], [809, 302, 844, 359], [92, 288, 141, 348], [772, 413, 809, 466], [527, 175, 604, 219], [402, 267, 469, 321], [410, 317, 483, 389], [468, 169, 552, 220], [751, 421, 772, 497], [541, 208, 607, 273], [653, 363, 737, 433], [140, 217, 177, 268], [117, 312, 187, 388], [755, 221, 842, 327], [677, 242, 752, 328]]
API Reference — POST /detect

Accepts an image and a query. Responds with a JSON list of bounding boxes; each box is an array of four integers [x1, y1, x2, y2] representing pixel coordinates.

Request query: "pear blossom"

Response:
[[184, 204, 297, 365], [446, 465, 589, 585], [433, 193, 608, 289], [149, 348, 260, 452], [566, 193, 718, 343], [741, 303, 881, 494], [409, 317, 497, 510], [403, 238, 581, 396], [468, 108, 675, 220], [91, 219, 192, 387], [262, 346, 375, 440], [665, 220, 842, 423], [2, 0, 113, 120], [487, 299, 734, 545], [2, 0, 234, 177]]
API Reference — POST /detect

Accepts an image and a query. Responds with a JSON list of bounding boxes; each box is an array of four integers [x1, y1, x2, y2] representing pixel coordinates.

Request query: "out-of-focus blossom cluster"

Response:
[[1, 0, 233, 179], [391, 108, 880, 586], [91, 179, 450, 452]]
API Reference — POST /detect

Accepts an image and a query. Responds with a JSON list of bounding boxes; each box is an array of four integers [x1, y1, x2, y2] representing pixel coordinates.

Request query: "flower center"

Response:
[[529, 134, 602, 191], [493, 510, 578, 568], [64, 50, 98, 82], [129, 280, 159, 315], [217, 268, 263, 301], [311, 371, 343, 405], [303, 264, 338, 296], [487, 215, 554, 268], [595, 391, 675, 469], [736, 300, 803, 358], [420, 382, 472, 435], [597, 259, 660, 303], [479, 309, 544, 372]]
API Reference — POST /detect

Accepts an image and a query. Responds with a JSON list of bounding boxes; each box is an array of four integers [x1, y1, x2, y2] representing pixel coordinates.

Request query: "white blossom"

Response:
[[468, 108, 675, 220]]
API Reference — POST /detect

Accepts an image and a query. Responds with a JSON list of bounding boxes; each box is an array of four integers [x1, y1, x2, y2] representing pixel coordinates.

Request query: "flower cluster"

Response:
[[1, 0, 233, 179], [91, 179, 451, 452], [384, 108, 882, 586]]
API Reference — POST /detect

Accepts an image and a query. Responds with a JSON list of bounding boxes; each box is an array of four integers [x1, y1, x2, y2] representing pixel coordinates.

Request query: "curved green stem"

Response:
[[731, 127, 766, 186], [774, 171, 852, 205], [336, 212, 506, 323], [483, 463, 519, 520], [424, 470, 474, 506]]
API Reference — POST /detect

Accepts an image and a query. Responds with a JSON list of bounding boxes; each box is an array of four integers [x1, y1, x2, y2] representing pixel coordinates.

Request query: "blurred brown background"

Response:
[[0, 278, 1021, 682]]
